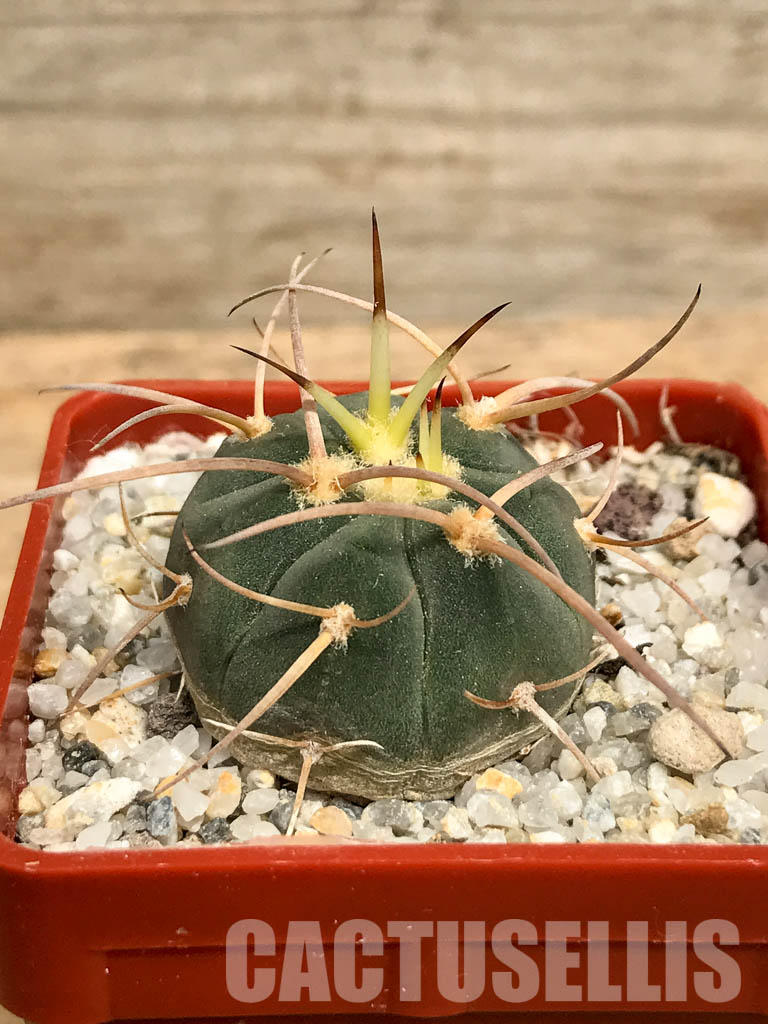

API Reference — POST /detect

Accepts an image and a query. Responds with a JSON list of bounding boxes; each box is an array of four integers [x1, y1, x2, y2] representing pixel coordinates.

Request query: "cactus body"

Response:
[[165, 392, 595, 799]]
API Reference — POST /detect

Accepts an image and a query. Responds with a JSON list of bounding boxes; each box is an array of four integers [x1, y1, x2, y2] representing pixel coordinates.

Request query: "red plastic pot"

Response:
[[1, 379, 768, 1024]]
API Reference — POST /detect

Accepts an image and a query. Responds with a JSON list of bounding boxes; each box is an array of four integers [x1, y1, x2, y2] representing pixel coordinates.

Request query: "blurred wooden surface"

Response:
[[1, 0, 768, 331], [2, 308, 768, 621]]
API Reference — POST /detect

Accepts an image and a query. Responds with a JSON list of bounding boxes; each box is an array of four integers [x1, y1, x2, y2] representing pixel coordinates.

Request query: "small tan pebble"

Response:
[[681, 803, 730, 837], [663, 517, 712, 561], [102, 512, 128, 537], [34, 648, 67, 678], [84, 718, 130, 764], [103, 567, 143, 595], [90, 648, 120, 675], [59, 709, 91, 740], [91, 696, 147, 748], [61, 496, 82, 519], [475, 767, 523, 799], [205, 769, 242, 819], [439, 806, 473, 840], [600, 603, 624, 627], [584, 679, 625, 711], [85, 718, 121, 746], [18, 787, 45, 815], [309, 806, 354, 837], [647, 706, 744, 775], [648, 819, 678, 844], [616, 816, 643, 835], [244, 768, 276, 790], [591, 756, 618, 777]]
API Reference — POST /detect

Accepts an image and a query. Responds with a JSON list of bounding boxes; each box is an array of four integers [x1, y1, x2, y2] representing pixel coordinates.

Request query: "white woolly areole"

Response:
[[245, 414, 273, 438], [456, 396, 506, 432], [294, 453, 359, 506], [360, 453, 462, 504], [177, 574, 193, 605], [294, 451, 464, 506], [321, 603, 357, 647], [445, 505, 503, 560], [573, 516, 598, 549]]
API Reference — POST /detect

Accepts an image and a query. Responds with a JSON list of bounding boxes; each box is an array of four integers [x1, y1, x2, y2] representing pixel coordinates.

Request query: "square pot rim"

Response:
[[1, 376, 768, 879]]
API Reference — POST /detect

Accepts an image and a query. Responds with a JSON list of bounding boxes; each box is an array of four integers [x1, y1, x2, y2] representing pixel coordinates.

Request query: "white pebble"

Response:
[[592, 770, 633, 803], [28, 718, 46, 743], [172, 780, 211, 822], [242, 788, 279, 816], [698, 568, 731, 600], [28, 683, 68, 719], [52, 549, 79, 572], [137, 640, 178, 675], [466, 792, 518, 829], [714, 753, 768, 787], [230, 816, 280, 841], [583, 705, 607, 743], [682, 622, 723, 658], [75, 821, 113, 849], [79, 677, 118, 707], [171, 724, 201, 757], [557, 748, 585, 780], [41, 626, 68, 649], [145, 742, 187, 779], [745, 721, 768, 752], [727, 682, 768, 714], [548, 780, 583, 819], [45, 778, 142, 831], [61, 770, 89, 791], [25, 748, 42, 781], [53, 659, 88, 691], [695, 473, 756, 538], [741, 539, 768, 568], [529, 830, 568, 844]]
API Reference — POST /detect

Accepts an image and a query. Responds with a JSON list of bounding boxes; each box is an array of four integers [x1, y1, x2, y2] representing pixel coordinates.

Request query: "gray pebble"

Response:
[[269, 799, 295, 834], [147, 689, 197, 740], [123, 803, 148, 835], [128, 831, 164, 849], [422, 800, 453, 829], [329, 796, 364, 819], [147, 796, 177, 840], [739, 828, 762, 844], [199, 818, 232, 844], [16, 813, 44, 844], [62, 740, 102, 772], [361, 799, 423, 836], [81, 758, 108, 777]]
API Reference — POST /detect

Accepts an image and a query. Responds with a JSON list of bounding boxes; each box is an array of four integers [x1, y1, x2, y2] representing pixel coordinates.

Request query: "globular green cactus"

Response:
[[163, 390, 596, 799], [3, 213, 727, 816]]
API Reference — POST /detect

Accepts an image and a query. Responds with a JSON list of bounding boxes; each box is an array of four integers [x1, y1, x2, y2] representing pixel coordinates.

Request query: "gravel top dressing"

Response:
[[16, 428, 768, 850]]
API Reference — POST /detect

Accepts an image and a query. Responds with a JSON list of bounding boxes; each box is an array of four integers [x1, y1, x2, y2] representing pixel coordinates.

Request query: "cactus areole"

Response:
[[163, 225, 598, 800]]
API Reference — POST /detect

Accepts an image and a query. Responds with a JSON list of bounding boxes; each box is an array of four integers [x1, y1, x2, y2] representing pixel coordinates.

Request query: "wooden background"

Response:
[[1, 0, 768, 331], [2, 3, 768, 1019]]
